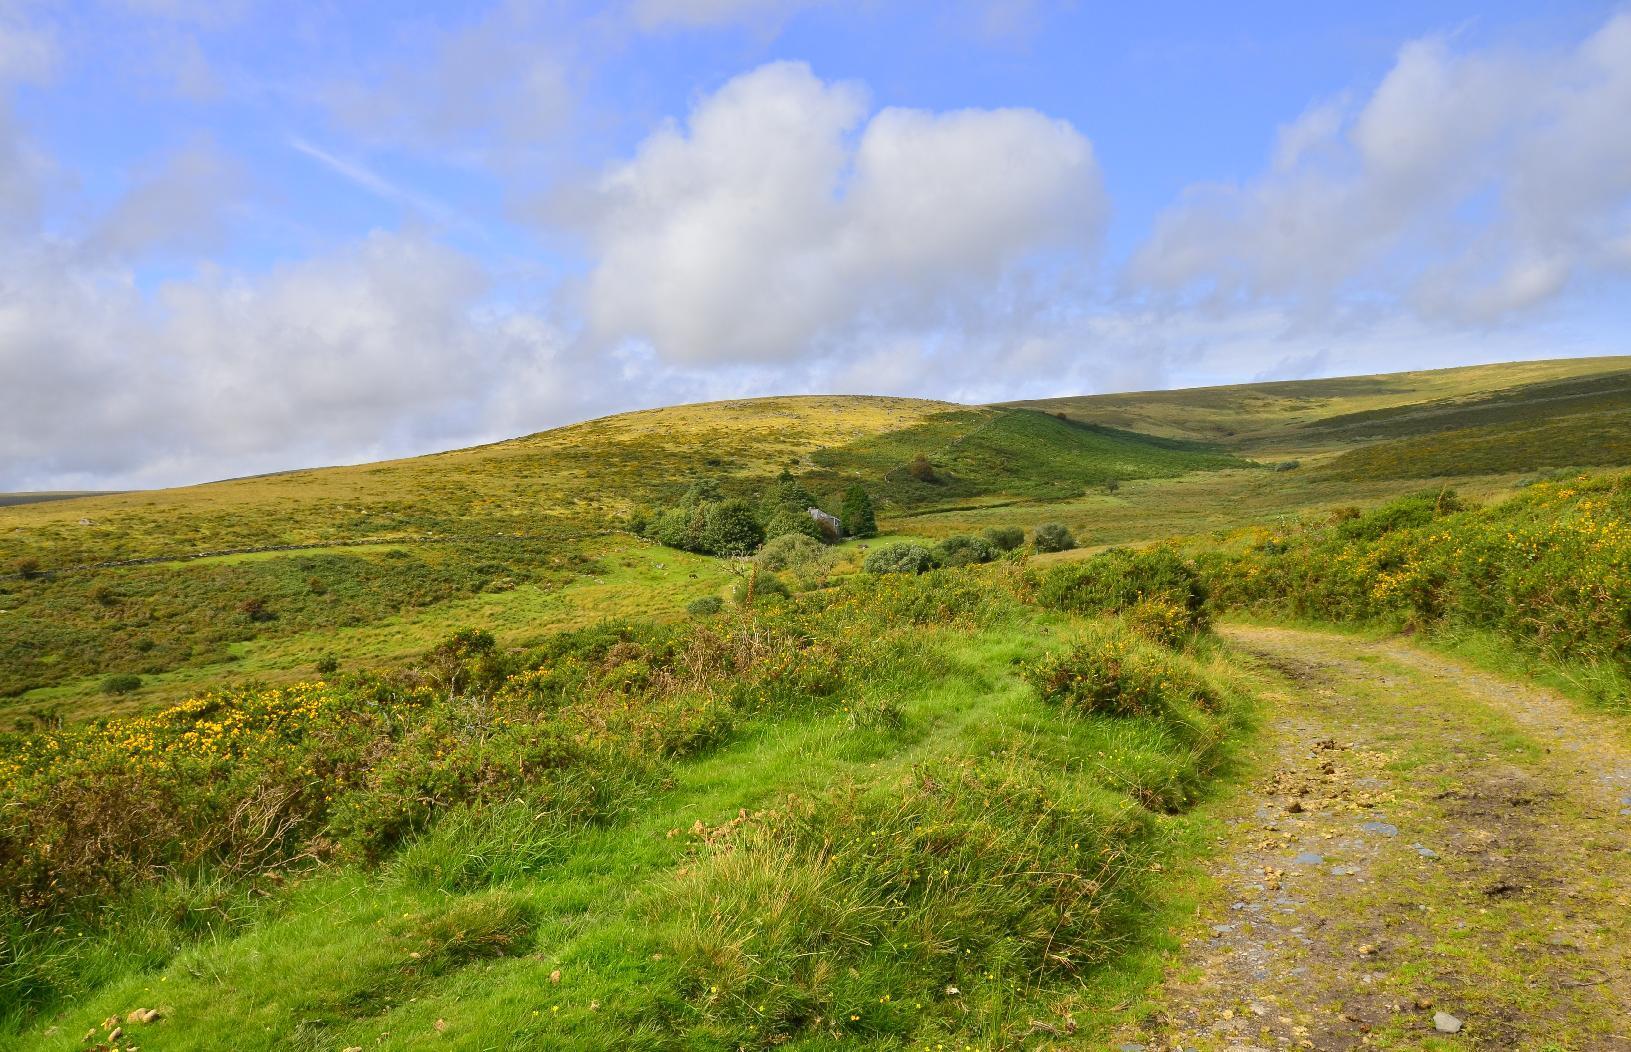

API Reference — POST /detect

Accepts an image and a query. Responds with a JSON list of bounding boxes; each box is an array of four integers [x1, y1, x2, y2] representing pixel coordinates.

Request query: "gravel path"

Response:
[[1112, 624, 1631, 1051]]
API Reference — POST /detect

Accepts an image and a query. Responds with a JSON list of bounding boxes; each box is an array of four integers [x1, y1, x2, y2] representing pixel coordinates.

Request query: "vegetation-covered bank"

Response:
[[1196, 473, 1631, 711], [2, 555, 1254, 1049]]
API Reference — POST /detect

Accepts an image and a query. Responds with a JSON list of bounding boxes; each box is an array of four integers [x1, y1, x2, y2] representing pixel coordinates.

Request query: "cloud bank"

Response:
[[2, 8, 1630, 491]]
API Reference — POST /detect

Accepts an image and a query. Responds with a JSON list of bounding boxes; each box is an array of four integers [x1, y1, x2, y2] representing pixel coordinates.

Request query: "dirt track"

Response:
[[1114, 624, 1631, 1051]]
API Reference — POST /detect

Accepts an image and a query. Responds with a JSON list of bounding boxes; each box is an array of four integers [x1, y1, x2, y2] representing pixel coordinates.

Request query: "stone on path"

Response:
[[1433, 1011, 1463, 1033]]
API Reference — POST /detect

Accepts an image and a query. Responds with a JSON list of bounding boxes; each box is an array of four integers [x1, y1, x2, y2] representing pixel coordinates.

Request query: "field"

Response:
[[5, 356, 1631, 1049]]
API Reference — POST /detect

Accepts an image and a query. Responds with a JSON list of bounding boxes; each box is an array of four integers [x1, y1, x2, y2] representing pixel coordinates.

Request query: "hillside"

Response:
[[5, 359, 1631, 1049], [10, 359, 1631, 723], [1005, 354, 1631, 451]]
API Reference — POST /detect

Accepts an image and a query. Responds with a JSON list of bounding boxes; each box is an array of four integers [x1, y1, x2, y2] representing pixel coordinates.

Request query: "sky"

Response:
[[1, 1, 1629, 491]]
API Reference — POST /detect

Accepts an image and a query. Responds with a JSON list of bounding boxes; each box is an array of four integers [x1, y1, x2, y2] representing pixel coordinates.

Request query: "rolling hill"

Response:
[[4, 356, 1631, 1049], [6, 358, 1631, 722]]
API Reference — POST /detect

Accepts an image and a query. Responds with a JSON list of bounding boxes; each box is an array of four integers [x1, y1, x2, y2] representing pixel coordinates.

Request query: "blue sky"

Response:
[[2, 1, 1629, 488]]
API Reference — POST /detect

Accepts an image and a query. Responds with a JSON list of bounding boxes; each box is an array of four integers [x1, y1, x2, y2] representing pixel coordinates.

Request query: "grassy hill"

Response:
[[0, 399, 1244, 716], [5, 356, 1631, 1049], [1005, 354, 1631, 451]]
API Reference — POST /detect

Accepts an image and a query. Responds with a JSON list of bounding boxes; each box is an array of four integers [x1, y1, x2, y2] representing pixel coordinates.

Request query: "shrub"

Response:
[[686, 595, 723, 617], [12, 557, 41, 579], [1123, 597, 1196, 648], [1271, 460, 1300, 472], [754, 533, 834, 588], [100, 674, 142, 695], [1031, 547, 1209, 631], [732, 570, 790, 606], [1333, 488, 1467, 543], [906, 454, 937, 482], [1031, 522, 1076, 553], [1199, 473, 1631, 671], [314, 655, 340, 675], [840, 485, 878, 538], [933, 534, 998, 567], [862, 543, 938, 575], [237, 597, 275, 622], [1024, 627, 1218, 720], [982, 525, 1025, 551]]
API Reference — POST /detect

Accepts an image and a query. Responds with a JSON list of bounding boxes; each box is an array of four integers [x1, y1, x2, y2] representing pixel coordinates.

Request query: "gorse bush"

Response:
[[862, 542, 938, 575], [1024, 625, 1219, 723], [733, 569, 791, 606], [1200, 475, 1631, 671], [1030, 546, 1210, 632], [1032, 522, 1076, 553], [685, 595, 723, 616]]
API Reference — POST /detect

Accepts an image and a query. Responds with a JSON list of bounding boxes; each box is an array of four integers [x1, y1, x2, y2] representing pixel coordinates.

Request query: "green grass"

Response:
[[1, 566, 1254, 1049], [1320, 408, 1631, 480]]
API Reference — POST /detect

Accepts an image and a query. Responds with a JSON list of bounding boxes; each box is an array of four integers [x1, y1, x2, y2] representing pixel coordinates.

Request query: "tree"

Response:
[[840, 485, 878, 538], [762, 468, 816, 515], [700, 499, 765, 557], [764, 507, 823, 543]]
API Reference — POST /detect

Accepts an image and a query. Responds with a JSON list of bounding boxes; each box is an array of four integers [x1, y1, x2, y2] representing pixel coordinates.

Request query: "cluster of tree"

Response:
[[636, 471, 877, 557]]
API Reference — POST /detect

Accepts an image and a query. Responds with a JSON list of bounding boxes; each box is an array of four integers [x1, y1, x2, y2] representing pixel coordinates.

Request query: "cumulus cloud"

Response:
[[0, 228, 596, 490], [582, 61, 1105, 365], [1131, 12, 1631, 323]]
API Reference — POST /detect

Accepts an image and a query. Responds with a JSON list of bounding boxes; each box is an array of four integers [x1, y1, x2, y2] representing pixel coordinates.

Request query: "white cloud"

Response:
[[1131, 12, 1631, 323], [0, 2, 57, 83], [582, 61, 1104, 365], [83, 142, 244, 260], [0, 229, 602, 490], [322, 7, 571, 162], [630, 0, 821, 31]]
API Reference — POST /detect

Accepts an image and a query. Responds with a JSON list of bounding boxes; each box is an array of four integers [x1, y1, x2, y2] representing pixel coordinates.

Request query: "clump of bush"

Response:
[[1030, 546, 1209, 633], [1031, 522, 1077, 553], [933, 534, 997, 567], [641, 471, 849, 557], [754, 532, 834, 588], [1200, 475, 1631, 672], [732, 570, 790, 606], [99, 674, 142, 695], [982, 525, 1025, 551], [314, 655, 340, 675], [906, 453, 938, 482], [685, 595, 723, 617], [1023, 626, 1218, 721], [862, 543, 938, 575]]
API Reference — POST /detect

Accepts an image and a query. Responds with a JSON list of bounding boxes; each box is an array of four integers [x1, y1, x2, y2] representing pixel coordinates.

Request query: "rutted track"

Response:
[[1114, 624, 1631, 1051]]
